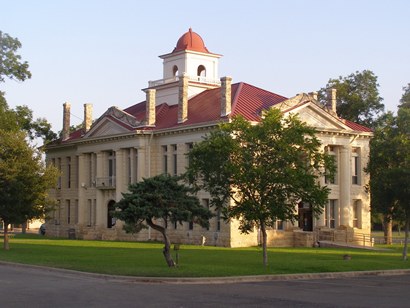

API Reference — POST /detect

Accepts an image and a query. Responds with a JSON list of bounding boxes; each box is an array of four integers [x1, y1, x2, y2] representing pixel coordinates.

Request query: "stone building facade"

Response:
[[44, 29, 372, 247]]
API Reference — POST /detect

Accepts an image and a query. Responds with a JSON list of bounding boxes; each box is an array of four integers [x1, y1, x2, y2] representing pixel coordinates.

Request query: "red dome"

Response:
[[173, 28, 210, 53]]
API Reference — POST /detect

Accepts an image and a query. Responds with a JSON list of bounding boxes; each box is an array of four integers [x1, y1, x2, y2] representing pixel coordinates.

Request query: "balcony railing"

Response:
[[96, 177, 116, 189], [148, 75, 221, 88]]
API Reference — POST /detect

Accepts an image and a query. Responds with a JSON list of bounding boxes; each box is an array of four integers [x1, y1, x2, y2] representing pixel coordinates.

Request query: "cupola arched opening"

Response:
[[197, 65, 206, 78], [173, 65, 179, 77]]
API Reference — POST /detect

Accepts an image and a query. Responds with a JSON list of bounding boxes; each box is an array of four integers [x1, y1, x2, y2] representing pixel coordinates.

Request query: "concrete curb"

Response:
[[1, 260, 410, 284]]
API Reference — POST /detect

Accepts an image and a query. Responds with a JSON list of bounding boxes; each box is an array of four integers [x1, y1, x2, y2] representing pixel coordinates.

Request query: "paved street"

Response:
[[1, 263, 409, 307]]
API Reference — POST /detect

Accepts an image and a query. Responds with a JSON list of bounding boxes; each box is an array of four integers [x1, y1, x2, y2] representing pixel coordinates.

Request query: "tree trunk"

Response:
[[146, 219, 176, 267], [22, 222, 27, 234], [402, 217, 409, 261], [3, 223, 10, 250], [260, 221, 268, 267], [383, 214, 393, 245]]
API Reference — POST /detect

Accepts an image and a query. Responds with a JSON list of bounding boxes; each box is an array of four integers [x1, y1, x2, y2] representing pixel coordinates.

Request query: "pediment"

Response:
[[277, 94, 351, 131], [85, 118, 131, 138], [83, 106, 143, 138]]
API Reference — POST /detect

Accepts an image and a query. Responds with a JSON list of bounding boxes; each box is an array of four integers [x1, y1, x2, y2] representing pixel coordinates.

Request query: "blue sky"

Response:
[[2, 0, 409, 132]]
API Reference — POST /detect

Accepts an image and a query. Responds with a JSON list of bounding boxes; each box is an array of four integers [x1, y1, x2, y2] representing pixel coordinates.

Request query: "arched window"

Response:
[[107, 200, 116, 228], [197, 65, 206, 78], [173, 65, 179, 77]]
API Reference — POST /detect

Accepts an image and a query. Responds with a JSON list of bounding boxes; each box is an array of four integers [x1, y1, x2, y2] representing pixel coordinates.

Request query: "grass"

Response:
[[0, 234, 409, 277]]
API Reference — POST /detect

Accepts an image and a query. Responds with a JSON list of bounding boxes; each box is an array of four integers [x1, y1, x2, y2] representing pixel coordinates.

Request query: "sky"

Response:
[[2, 0, 409, 133]]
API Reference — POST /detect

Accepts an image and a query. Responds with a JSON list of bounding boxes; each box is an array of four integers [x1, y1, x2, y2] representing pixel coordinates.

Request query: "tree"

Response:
[[113, 174, 213, 267], [0, 30, 56, 143], [399, 83, 410, 109], [186, 109, 334, 266], [365, 112, 396, 244], [0, 31, 31, 84], [319, 70, 384, 129], [366, 90, 410, 259], [0, 130, 59, 250]]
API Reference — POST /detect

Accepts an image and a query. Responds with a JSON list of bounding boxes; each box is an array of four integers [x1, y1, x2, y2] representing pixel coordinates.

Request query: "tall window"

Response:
[[66, 157, 71, 188], [57, 158, 62, 189], [325, 200, 337, 228], [352, 147, 360, 185], [353, 200, 361, 228], [108, 151, 116, 187], [66, 199, 71, 224], [197, 65, 206, 80], [54, 200, 61, 225], [172, 144, 178, 175], [186, 142, 193, 167], [325, 146, 337, 184], [162, 145, 168, 174]]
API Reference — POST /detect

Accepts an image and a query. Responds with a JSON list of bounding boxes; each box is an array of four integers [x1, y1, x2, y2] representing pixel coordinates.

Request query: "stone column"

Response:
[[339, 146, 351, 227], [84, 103, 93, 132]]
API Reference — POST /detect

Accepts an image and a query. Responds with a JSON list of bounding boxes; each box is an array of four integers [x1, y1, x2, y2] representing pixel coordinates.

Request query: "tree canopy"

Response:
[[114, 174, 213, 267], [366, 86, 410, 258], [0, 129, 59, 250], [0, 30, 56, 143], [319, 70, 384, 129], [186, 108, 334, 266]]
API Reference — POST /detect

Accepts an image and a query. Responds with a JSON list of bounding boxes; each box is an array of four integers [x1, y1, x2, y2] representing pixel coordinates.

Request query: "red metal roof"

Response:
[[172, 28, 210, 53], [63, 82, 371, 142]]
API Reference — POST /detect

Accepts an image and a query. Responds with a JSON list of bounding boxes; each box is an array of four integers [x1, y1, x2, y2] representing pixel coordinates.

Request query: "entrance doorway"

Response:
[[107, 200, 116, 228], [298, 202, 313, 231]]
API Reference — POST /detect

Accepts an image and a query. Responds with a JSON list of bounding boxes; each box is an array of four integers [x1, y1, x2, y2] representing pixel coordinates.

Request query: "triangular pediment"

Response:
[[276, 94, 352, 131], [84, 106, 142, 138]]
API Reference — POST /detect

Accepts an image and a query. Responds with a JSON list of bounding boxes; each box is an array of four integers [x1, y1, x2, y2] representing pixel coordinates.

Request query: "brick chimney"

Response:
[[62, 102, 71, 140], [84, 103, 93, 132], [220, 76, 232, 117], [145, 88, 156, 126], [327, 88, 337, 115], [178, 73, 188, 123]]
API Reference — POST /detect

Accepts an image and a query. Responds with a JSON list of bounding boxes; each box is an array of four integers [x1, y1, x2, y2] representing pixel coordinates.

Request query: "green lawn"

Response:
[[0, 234, 409, 277]]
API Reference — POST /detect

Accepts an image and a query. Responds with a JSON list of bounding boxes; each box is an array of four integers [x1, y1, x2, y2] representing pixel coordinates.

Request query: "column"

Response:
[[339, 146, 351, 227], [115, 148, 127, 201]]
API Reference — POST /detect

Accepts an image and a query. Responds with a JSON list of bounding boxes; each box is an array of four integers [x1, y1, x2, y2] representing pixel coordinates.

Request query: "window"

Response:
[[173, 65, 179, 77], [127, 149, 132, 185], [188, 220, 194, 230], [108, 151, 116, 187], [162, 145, 168, 174], [197, 65, 206, 79], [66, 157, 71, 188], [353, 200, 361, 228], [56, 158, 62, 189], [325, 200, 337, 228], [276, 220, 284, 230], [186, 142, 193, 167], [172, 144, 178, 175], [325, 146, 337, 184], [66, 200, 71, 224], [352, 148, 360, 185]]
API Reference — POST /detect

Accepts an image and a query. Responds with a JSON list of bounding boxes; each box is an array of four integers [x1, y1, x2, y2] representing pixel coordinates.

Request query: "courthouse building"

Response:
[[44, 29, 372, 247]]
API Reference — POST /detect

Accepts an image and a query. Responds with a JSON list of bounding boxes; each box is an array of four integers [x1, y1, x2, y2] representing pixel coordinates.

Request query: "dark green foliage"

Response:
[[366, 90, 410, 259], [318, 70, 384, 129], [186, 108, 334, 266], [0, 130, 59, 249], [114, 174, 212, 266]]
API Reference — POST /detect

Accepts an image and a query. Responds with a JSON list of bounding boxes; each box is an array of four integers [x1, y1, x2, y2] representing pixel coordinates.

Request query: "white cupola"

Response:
[[146, 28, 222, 106]]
